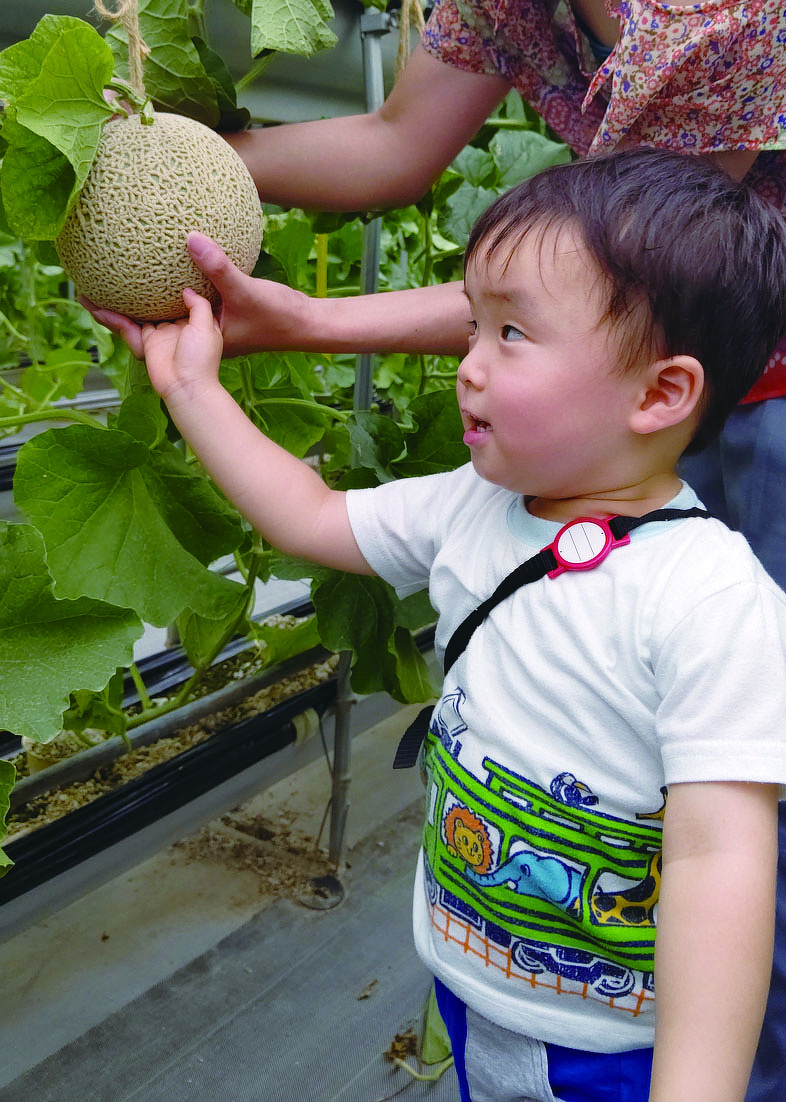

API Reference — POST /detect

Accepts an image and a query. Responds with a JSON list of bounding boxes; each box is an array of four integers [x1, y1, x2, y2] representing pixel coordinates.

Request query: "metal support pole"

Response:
[[324, 10, 395, 878], [354, 10, 394, 411], [327, 650, 354, 867]]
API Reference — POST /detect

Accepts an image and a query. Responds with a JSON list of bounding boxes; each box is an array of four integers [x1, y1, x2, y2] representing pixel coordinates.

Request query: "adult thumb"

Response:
[[187, 232, 238, 290]]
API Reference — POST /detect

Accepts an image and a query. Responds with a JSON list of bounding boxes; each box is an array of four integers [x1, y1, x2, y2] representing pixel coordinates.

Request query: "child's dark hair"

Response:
[[465, 149, 786, 454]]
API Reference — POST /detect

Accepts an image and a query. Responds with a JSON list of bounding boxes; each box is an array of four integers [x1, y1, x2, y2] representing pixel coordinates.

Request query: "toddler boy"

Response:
[[141, 148, 786, 1101]]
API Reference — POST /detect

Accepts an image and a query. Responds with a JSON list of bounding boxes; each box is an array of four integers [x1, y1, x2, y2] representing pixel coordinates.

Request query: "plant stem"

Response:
[[0, 408, 105, 431], [239, 358, 256, 408], [0, 311, 28, 345], [126, 693, 185, 730], [388, 1056, 454, 1082], [130, 663, 153, 711], [234, 53, 275, 95], [256, 397, 349, 423], [0, 378, 30, 402], [421, 211, 434, 288], [416, 354, 427, 397], [316, 234, 329, 298], [484, 118, 534, 130], [187, 0, 208, 40], [105, 77, 148, 113]]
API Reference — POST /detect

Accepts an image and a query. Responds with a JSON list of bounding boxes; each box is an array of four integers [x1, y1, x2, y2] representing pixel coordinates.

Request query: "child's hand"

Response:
[[141, 288, 223, 404]]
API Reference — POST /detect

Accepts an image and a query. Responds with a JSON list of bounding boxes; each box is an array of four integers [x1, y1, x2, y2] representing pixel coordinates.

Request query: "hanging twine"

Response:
[[94, 0, 149, 100], [396, 0, 426, 79]]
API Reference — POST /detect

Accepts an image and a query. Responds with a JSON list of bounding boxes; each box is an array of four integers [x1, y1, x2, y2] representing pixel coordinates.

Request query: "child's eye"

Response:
[[501, 324, 525, 341]]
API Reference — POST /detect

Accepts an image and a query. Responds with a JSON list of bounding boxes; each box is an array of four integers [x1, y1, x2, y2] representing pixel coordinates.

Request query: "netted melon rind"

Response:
[[55, 112, 264, 322]]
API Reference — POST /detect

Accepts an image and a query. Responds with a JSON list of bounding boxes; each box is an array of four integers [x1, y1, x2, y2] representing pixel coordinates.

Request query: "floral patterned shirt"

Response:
[[422, 0, 786, 401]]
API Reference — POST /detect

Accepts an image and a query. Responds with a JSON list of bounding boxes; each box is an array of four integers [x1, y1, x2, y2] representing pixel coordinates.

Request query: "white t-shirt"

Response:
[[346, 464, 786, 1052]]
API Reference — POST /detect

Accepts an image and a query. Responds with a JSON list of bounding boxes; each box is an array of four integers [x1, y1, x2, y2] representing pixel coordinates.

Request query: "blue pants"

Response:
[[680, 398, 786, 1101], [434, 978, 654, 1102]]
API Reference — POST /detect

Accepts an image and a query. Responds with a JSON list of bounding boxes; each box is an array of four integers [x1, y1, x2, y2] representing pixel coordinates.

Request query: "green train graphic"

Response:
[[422, 690, 663, 999]]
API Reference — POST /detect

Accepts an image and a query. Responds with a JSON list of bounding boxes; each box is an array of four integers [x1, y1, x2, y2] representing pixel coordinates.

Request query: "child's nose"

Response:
[[457, 346, 486, 389]]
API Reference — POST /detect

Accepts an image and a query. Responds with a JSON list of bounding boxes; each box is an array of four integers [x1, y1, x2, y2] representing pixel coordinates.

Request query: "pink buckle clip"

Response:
[[546, 517, 630, 578]]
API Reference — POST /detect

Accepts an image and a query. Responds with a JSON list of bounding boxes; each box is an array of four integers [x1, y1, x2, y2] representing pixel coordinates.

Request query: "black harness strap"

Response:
[[392, 507, 710, 769]]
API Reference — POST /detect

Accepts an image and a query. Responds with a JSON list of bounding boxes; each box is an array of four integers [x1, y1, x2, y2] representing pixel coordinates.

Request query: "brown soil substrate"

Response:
[[171, 807, 331, 901]]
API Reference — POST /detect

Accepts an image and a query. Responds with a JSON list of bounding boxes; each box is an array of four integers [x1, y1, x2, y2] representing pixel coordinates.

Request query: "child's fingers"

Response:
[[183, 286, 209, 312], [183, 288, 223, 337]]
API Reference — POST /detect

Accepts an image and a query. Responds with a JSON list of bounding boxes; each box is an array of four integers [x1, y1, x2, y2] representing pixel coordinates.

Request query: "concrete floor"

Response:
[[0, 705, 459, 1102]]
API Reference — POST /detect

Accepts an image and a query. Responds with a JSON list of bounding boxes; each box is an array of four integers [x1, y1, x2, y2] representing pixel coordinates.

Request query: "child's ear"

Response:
[[629, 355, 704, 436]]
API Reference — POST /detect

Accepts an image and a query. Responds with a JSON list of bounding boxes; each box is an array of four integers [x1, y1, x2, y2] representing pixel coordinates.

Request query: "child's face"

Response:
[[459, 225, 644, 503]]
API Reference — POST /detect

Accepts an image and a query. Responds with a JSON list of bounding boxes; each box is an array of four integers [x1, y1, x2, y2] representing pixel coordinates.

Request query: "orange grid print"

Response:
[[429, 898, 655, 1017]]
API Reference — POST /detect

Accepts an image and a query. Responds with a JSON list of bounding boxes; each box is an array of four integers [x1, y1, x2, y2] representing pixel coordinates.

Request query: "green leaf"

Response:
[[349, 410, 406, 482], [421, 985, 452, 1065], [222, 353, 331, 457], [21, 348, 92, 404], [310, 571, 434, 702], [62, 671, 128, 739], [0, 16, 112, 114], [312, 571, 396, 695], [0, 16, 115, 237], [394, 390, 466, 478], [13, 27, 114, 179], [13, 422, 246, 627], [175, 581, 250, 669], [248, 614, 321, 667], [0, 117, 75, 240], [106, 0, 220, 127], [451, 145, 495, 188], [110, 391, 168, 448], [390, 625, 437, 702], [418, 171, 465, 221], [253, 397, 327, 457], [437, 181, 498, 251], [0, 184, 11, 237], [0, 758, 16, 878], [251, 0, 338, 57], [394, 589, 436, 632], [262, 211, 315, 289], [0, 522, 141, 741], [490, 129, 571, 189], [191, 36, 251, 132]]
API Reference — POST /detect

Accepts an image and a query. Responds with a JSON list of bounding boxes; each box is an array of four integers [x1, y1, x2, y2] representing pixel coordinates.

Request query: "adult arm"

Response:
[[650, 780, 778, 1100], [85, 235, 474, 359], [225, 47, 511, 210], [85, 48, 504, 357]]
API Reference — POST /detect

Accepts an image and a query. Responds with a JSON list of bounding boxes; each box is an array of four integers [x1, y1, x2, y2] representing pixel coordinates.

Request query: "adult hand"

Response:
[[81, 231, 314, 360], [185, 232, 315, 357]]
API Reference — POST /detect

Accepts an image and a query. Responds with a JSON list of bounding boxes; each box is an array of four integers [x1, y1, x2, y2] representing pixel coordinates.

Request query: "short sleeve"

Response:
[[585, 0, 786, 155], [654, 579, 786, 787], [346, 468, 464, 598], [422, 0, 502, 76]]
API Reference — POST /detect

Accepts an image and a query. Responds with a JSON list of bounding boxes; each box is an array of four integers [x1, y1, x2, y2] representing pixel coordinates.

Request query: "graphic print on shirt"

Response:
[[422, 688, 664, 1008]]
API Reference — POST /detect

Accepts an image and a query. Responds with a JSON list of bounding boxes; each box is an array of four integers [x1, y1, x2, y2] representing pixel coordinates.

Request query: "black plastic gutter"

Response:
[[0, 678, 337, 904]]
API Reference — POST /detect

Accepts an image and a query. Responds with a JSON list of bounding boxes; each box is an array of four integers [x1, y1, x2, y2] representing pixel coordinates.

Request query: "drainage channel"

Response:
[[0, 628, 435, 944], [1, 676, 338, 906]]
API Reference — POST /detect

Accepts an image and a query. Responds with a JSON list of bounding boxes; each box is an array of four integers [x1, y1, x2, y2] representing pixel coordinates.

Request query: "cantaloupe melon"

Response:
[[55, 111, 263, 322]]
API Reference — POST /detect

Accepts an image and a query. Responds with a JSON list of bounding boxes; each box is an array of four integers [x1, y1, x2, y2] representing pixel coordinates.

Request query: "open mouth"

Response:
[[470, 415, 492, 432]]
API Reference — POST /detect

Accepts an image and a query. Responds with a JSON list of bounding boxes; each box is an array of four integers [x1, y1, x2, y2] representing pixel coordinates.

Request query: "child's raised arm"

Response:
[[650, 780, 778, 1100], [141, 288, 373, 576]]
